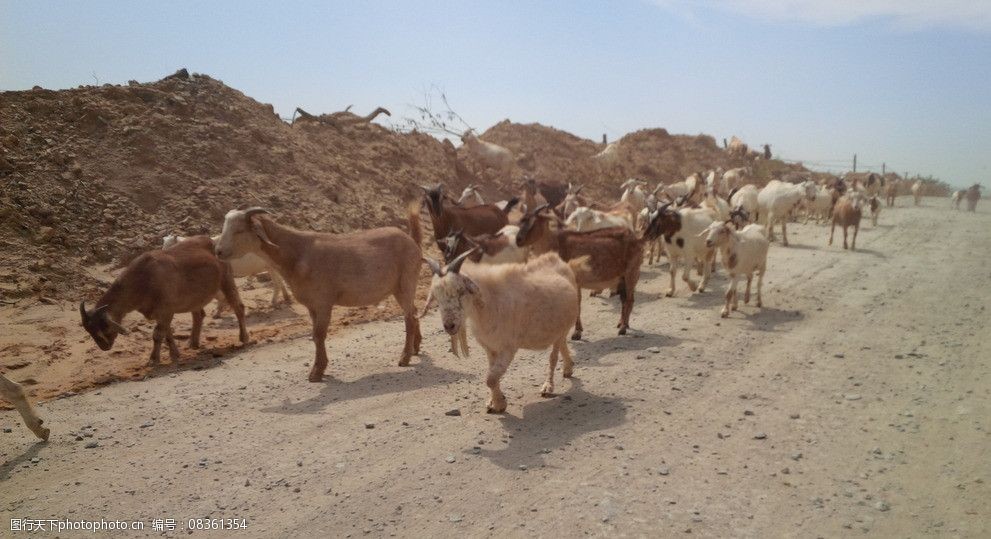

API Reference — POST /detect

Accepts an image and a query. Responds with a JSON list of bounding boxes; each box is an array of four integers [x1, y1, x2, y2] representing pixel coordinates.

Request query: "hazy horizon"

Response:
[[2, 0, 989, 188]]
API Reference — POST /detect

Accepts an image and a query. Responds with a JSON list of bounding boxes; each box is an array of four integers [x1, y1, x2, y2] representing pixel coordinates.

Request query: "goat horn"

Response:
[[529, 203, 550, 216], [243, 207, 269, 218], [107, 318, 129, 335], [423, 257, 444, 277], [419, 185, 432, 192], [445, 247, 478, 274]]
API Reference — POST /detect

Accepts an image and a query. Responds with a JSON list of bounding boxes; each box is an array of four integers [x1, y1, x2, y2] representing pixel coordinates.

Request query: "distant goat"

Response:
[[829, 192, 864, 250], [461, 130, 514, 181], [966, 184, 982, 212], [911, 181, 923, 206]]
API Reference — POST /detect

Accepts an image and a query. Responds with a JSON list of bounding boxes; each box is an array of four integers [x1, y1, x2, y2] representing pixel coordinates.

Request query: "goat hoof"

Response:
[[486, 403, 506, 414], [665, 291, 674, 298], [540, 383, 555, 397], [563, 369, 573, 379], [308, 373, 325, 383], [398, 358, 411, 367], [720, 310, 729, 318], [618, 327, 627, 336], [756, 300, 763, 307], [570, 332, 582, 341]]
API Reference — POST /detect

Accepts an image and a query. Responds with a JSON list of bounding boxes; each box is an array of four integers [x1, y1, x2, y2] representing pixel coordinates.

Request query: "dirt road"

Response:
[[2, 198, 989, 537]]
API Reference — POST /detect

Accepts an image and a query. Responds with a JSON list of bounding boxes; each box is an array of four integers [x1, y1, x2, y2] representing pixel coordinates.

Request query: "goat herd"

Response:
[[1, 169, 983, 438]]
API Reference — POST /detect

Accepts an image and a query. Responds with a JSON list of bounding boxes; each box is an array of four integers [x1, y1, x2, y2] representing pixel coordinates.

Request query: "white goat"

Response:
[[911, 181, 923, 206], [657, 206, 715, 296], [461, 130, 514, 180], [729, 184, 759, 219], [1, 373, 50, 440], [164, 234, 292, 315], [756, 180, 816, 246], [702, 221, 769, 318], [592, 142, 620, 166], [425, 251, 580, 413], [806, 184, 834, 224], [565, 206, 634, 231], [722, 167, 750, 193], [456, 184, 485, 207], [619, 178, 648, 207]]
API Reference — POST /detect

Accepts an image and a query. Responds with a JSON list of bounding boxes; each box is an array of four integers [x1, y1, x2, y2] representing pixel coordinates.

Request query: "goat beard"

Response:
[[450, 326, 470, 358]]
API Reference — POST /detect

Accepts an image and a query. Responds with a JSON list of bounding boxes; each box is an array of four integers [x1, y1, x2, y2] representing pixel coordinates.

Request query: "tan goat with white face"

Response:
[[425, 251, 580, 414]]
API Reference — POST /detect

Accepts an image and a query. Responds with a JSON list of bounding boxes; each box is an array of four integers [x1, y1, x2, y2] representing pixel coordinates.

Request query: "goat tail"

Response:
[[407, 199, 424, 247], [502, 196, 520, 215]]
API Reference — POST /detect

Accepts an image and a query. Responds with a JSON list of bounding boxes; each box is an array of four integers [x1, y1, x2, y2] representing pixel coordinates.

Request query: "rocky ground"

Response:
[[2, 198, 987, 537]]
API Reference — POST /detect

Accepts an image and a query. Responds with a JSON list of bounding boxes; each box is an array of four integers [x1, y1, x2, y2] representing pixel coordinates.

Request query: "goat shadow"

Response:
[[740, 306, 805, 333], [475, 378, 627, 470], [571, 331, 686, 368], [259, 353, 470, 415], [0, 440, 47, 482]]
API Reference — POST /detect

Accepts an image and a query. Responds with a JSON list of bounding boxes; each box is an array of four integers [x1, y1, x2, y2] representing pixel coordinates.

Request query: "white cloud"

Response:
[[656, 0, 991, 31]]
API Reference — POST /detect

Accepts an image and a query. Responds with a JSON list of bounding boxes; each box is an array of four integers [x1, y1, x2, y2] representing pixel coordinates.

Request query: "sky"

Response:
[[2, 0, 989, 187]]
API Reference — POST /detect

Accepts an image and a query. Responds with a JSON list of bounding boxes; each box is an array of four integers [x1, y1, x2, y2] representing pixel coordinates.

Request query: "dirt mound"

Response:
[[476, 121, 814, 203], [0, 71, 458, 299]]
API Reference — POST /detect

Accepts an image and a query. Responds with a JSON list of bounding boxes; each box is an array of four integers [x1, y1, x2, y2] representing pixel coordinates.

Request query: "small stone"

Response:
[[84, 441, 99, 449], [789, 413, 801, 419], [875, 501, 889, 512], [449, 515, 463, 523], [139, 421, 154, 428], [30, 457, 41, 464], [845, 394, 862, 401], [245, 479, 251, 486], [791, 452, 803, 461], [646, 347, 662, 354], [834, 353, 845, 359], [444, 409, 461, 417], [2, 428, 11, 433], [518, 464, 528, 471], [293, 487, 301, 493], [445, 455, 456, 463], [365, 423, 375, 429], [754, 432, 767, 440], [743, 410, 754, 416], [657, 466, 670, 476]]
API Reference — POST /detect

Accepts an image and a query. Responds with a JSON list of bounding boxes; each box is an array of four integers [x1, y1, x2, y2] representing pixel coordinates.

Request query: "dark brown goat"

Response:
[[421, 184, 518, 251], [441, 230, 525, 265], [522, 177, 568, 212], [80, 236, 248, 363], [515, 205, 666, 339]]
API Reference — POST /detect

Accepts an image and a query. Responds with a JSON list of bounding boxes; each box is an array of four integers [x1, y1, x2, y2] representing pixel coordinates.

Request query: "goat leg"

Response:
[[571, 287, 584, 340], [744, 275, 752, 304], [541, 344, 559, 397], [485, 350, 510, 413], [308, 307, 332, 382], [189, 309, 205, 349], [756, 267, 765, 308], [559, 336, 574, 379]]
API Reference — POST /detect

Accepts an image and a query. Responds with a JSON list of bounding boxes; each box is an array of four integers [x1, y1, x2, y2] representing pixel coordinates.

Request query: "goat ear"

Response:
[[249, 217, 278, 249], [462, 276, 480, 295]]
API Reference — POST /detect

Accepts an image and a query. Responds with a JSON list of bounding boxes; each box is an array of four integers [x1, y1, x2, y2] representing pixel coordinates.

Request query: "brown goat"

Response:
[[80, 236, 248, 363], [829, 194, 863, 250], [421, 184, 518, 251], [1, 373, 50, 440], [216, 204, 423, 382], [522, 177, 568, 212], [515, 205, 666, 339], [884, 179, 898, 207]]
